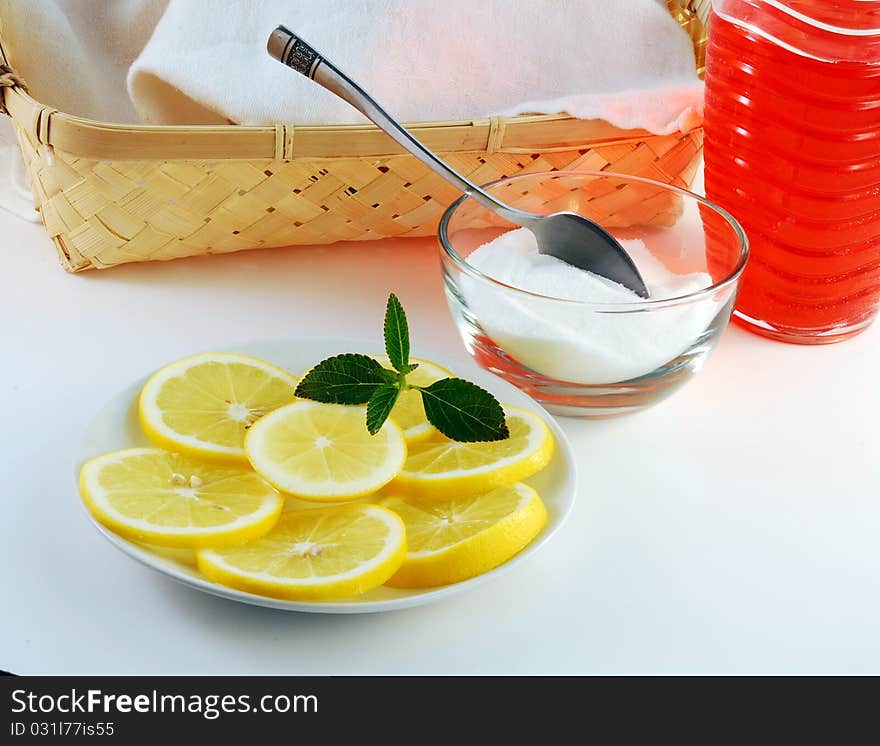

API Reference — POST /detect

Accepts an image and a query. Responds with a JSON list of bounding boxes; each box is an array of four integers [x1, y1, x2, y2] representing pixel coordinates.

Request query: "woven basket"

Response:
[[0, 0, 709, 272]]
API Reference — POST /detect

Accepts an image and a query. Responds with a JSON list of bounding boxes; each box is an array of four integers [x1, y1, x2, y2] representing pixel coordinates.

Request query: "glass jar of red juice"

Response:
[[704, 0, 880, 343]]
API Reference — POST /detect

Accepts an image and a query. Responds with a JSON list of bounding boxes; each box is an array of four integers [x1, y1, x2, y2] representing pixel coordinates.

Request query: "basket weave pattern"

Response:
[[2, 0, 708, 272], [14, 126, 701, 271]]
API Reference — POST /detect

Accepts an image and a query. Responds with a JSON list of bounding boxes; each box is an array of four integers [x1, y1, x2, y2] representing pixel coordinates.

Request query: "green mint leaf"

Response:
[[419, 378, 509, 442], [295, 353, 393, 405], [366, 382, 400, 434], [383, 293, 411, 373]]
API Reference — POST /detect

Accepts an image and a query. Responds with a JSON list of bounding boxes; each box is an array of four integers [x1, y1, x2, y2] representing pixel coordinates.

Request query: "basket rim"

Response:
[[1, 83, 667, 161]]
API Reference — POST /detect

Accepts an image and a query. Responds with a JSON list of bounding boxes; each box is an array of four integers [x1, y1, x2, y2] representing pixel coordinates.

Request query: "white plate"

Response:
[[76, 338, 577, 614]]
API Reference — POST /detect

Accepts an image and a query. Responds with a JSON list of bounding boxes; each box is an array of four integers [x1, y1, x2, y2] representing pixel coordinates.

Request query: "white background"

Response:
[[3, 204, 878, 675]]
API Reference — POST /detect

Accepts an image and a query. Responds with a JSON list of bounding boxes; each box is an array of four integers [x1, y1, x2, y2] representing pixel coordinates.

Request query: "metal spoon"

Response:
[[267, 26, 649, 297]]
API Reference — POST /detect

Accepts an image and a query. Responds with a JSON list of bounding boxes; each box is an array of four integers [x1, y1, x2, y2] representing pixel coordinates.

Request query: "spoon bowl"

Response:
[[516, 211, 647, 295]]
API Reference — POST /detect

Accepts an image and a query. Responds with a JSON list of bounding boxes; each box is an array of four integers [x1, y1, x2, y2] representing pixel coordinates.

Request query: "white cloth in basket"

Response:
[[127, 0, 702, 133], [0, 0, 703, 220]]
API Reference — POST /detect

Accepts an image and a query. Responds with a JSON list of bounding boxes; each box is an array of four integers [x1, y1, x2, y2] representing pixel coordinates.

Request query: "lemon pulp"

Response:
[[245, 400, 406, 501]]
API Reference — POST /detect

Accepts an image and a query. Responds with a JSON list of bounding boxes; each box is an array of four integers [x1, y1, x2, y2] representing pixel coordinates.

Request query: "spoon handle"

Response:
[[267, 26, 522, 223]]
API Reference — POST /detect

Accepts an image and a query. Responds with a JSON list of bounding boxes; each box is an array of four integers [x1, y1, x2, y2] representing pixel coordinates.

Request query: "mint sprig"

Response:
[[294, 293, 510, 442]]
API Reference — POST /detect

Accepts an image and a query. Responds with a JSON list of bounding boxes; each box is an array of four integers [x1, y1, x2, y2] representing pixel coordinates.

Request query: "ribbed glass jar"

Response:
[[704, 0, 880, 343]]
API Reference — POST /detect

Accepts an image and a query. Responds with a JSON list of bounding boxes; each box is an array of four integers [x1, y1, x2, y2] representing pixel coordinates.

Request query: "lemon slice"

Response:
[[381, 483, 547, 588], [370, 355, 452, 443], [139, 353, 298, 463], [197, 504, 406, 600], [79, 448, 283, 548], [245, 400, 406, 502], [389, 405, 553, 498]]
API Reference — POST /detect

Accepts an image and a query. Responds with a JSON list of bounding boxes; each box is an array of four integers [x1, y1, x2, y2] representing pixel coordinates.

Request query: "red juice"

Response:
[[704, 1, 880, 343]]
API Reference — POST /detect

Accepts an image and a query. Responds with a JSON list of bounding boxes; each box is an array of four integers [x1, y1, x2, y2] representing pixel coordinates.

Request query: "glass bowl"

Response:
[[438, 171, 749, 417]]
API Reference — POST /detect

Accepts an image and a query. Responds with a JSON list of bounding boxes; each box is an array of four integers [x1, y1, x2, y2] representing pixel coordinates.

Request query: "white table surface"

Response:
[[3, 204, 879, 676]]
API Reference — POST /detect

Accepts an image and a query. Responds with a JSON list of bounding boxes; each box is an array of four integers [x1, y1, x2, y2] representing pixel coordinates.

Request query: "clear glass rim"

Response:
[[438, 170, 750, 311]]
